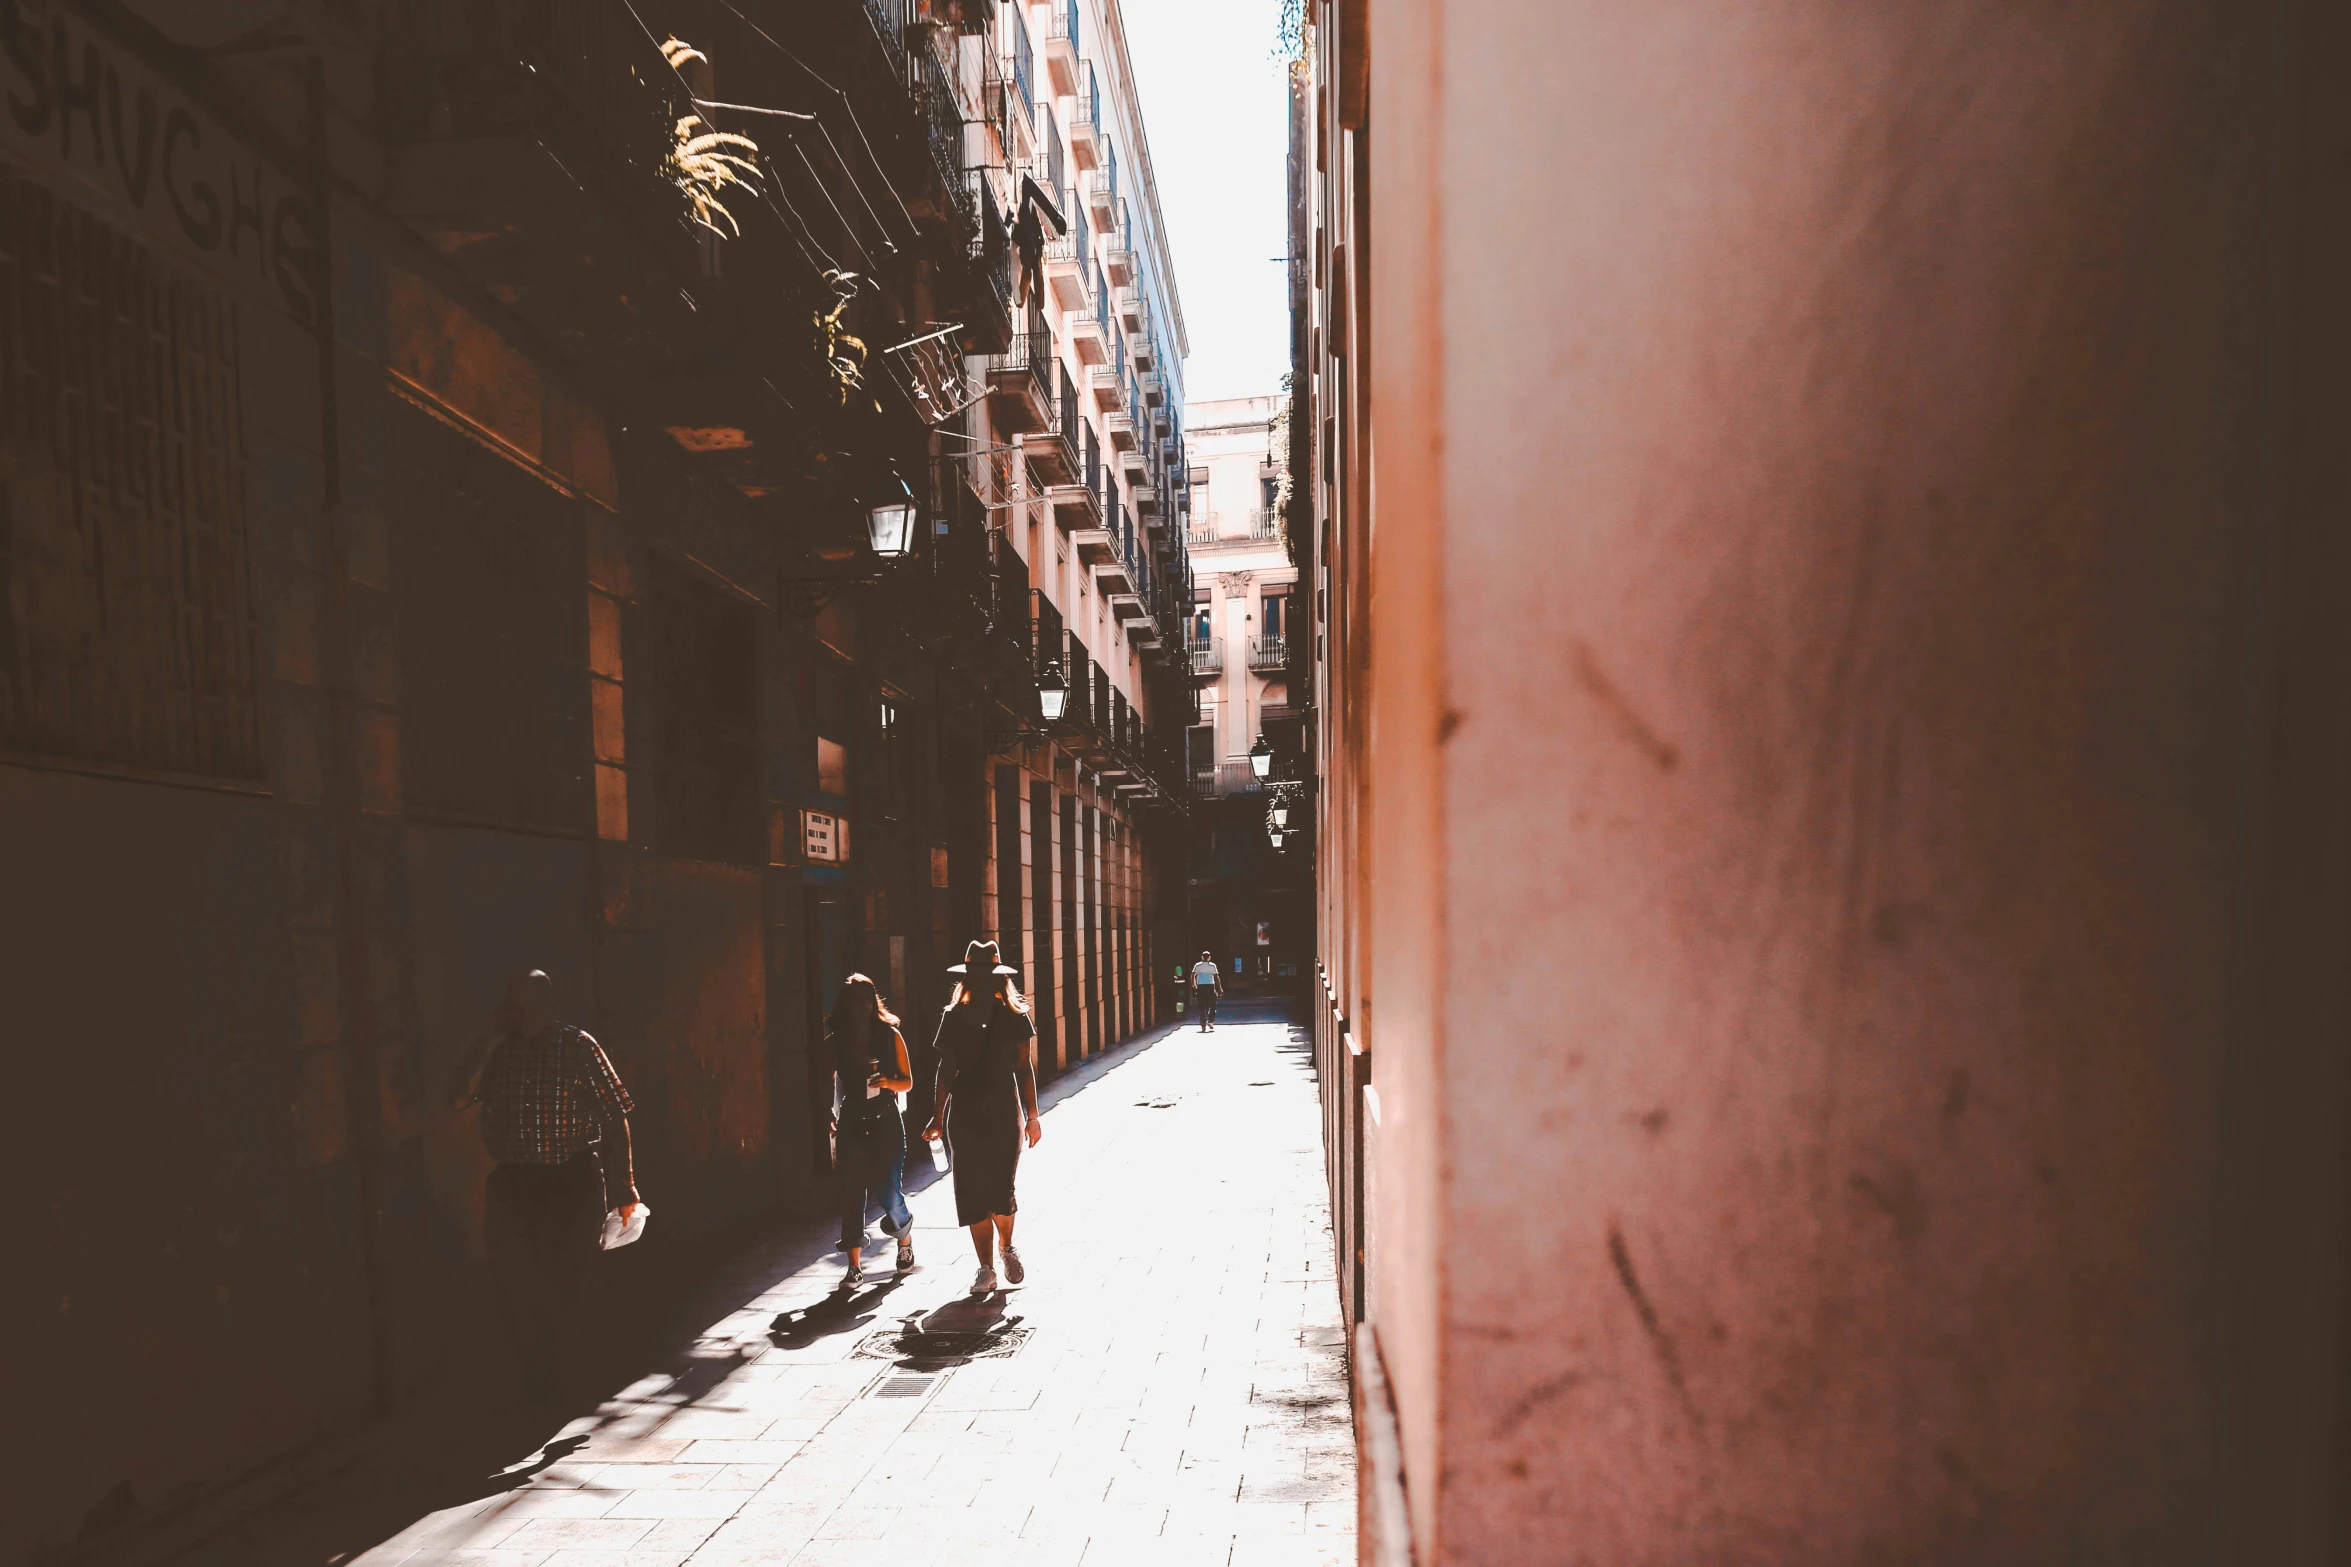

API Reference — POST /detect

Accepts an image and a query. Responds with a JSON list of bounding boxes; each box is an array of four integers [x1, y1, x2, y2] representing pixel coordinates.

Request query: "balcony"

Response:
[[1070, 65, 1104, 168], [1191, 510, 1280, 551], [1192, 760, 1265, 798], [1019, 428, 1078, 488], [985, 52, 1033, 160], [963, 176, 1015, 353], [1049, 482, 1102, 531], [1138, 368, 1164, 407], [1088, 364, 1125, 413], [1031, 592, 1066, 681], [1092, 547, 1135, 596], [1073, 522, 1120, 569], [1107, 408, 1140, 453], [1119, 444, 1148, 482], [986, 329, 1055, 435], [383, 0, 708, 376], [1045, 233, 1089, 310], [1115, 287, 1145, 334], [1082, 168, 1118, 230], [1043, 0, 1081, 97], [1104, 241, 1135, 290], [1249, 634, 1289, 672], [1068, 297, 1108, 365], [1190, 637, 1224, 677]]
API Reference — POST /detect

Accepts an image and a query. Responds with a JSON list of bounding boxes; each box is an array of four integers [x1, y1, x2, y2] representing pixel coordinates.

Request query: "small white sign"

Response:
[[803, 809, 850, 864]]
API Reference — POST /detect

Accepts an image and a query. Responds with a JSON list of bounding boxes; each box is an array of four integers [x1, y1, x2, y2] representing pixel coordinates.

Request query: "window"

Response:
[[1262, 595, 1286, 640], [817, 736, 849, 796], [650, 561, 758, 861], [0, 172, 262, 781], [393, 399, 591, 831], [875, 692, 910, 821]]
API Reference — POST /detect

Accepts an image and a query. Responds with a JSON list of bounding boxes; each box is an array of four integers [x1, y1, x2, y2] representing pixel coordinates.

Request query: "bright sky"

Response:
[[1122, 0, 1292, 405]]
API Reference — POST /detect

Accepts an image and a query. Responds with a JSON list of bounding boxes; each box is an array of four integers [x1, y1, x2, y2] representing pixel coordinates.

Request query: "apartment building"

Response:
[[0, 0, 1182, 1557], [958, 0, 1197, 1068], [1181, 393, 1304, 989], [1291, 5, 2351, 1566]]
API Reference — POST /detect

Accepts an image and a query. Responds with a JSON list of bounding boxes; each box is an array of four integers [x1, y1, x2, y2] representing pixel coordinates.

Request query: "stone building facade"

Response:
[[0, 0, 1186, 1558], [1290, 4, 2351, 1566], [1180, 392, 1304, 991]]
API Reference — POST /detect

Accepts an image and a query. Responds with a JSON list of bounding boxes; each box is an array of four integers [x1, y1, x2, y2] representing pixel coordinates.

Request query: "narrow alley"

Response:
[[167, 1005, 1349, 1567]]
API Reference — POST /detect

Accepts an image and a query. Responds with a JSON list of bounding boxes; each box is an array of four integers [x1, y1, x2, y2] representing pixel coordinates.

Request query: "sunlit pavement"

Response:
[[335, 1003, 1350, 1566]]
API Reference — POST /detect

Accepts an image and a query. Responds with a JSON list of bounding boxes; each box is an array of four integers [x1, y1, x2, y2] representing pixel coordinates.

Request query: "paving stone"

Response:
[[198, 1014, 1353, 1567]]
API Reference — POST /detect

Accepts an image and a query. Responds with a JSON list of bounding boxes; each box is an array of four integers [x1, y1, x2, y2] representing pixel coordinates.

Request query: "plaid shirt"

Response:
[[477, 1025, 634, 1166]]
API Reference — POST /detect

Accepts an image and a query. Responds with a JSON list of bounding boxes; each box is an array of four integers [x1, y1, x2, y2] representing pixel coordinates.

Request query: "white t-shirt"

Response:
[[1192, 961, 1220, 988]]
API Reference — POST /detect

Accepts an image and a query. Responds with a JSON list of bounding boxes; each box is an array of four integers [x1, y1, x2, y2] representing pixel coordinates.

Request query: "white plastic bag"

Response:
[[599, 1201, 650, 1251]]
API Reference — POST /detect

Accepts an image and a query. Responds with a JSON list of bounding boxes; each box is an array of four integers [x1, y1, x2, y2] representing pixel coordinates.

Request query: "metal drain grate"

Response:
[[873, 1373, 939, 1398], [856, 1325, 1033, 1364]]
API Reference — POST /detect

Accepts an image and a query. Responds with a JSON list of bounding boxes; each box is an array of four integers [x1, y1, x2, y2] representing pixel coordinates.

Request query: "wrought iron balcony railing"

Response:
[[1248, 635, 1289, 672]]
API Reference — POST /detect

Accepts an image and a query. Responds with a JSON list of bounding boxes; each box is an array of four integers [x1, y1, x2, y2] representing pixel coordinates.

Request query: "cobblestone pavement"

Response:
[[342, 1003, 1351, 1566]]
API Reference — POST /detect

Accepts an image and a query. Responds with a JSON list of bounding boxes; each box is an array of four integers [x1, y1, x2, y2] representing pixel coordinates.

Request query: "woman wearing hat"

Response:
[[924, 940, 1041, 1297]]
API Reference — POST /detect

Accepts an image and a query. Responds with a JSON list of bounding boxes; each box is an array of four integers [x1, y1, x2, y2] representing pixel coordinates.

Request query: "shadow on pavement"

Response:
[[127, 1011, 1274, 1567]]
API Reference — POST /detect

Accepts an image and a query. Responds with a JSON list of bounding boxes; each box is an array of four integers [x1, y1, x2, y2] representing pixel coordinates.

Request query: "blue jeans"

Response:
[[838, 1120, 911, 1251]]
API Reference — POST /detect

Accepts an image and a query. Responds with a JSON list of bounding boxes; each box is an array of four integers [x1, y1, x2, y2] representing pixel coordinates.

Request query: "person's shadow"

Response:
[[768, 1271, 912, 1349]]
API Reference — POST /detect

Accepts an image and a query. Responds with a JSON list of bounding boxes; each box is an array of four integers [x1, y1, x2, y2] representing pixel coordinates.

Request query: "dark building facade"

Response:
[[0, 1, 1187, 1558]]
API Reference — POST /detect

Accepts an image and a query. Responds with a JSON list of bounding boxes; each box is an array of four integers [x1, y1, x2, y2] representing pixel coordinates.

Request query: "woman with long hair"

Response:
[[925, 940, 1041, 1297], [827, 973, 915, 1287]]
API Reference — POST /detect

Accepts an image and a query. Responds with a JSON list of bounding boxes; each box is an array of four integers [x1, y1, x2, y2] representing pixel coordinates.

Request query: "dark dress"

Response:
[[931, 999, 1035, 1226]]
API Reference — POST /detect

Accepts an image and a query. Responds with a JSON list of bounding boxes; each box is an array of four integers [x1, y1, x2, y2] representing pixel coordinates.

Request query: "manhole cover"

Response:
[[856, 1325, 1033, 1364]]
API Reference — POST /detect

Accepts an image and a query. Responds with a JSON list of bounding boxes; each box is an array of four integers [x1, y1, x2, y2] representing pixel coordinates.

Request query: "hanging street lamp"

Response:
[[1271, 801, 1289, 829], [1038, 659, 1071, 722], [1249, 732, 1273, 779], [865, 465, 919, 559]]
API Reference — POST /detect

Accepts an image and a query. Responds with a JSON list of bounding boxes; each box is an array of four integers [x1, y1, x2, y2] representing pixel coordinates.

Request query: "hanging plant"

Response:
[[663, 113, 763, 237], [815, 269, 870, 405]]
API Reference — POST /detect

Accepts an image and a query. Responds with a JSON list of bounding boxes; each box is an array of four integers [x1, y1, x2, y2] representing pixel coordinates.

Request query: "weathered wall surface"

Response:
[[1360, 0, 2351, 1561], [0, 769, 373, 1549]]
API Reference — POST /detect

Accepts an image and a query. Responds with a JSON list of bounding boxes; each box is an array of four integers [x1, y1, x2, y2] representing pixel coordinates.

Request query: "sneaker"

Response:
[[970, 1265, 997, 1297], [844, 1261, 864, 1288], [896, 1239, 916, 1272], [1000, 1243, 1025, 1285]]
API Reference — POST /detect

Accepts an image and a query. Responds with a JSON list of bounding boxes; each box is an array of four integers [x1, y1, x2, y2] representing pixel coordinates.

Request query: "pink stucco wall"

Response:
[[1365, 1, 2351, 1559]]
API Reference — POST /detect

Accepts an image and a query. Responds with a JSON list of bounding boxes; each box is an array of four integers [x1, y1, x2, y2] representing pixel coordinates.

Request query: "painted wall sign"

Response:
[[0, 0, 323, 324]]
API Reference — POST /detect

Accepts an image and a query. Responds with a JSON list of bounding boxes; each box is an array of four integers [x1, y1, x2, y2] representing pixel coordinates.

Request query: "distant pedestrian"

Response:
[[450, 970, 640, 1404], [1192, 950, 1225, 1031], [924, 940, 1041, 1297], [828, 974, 916, 1287]]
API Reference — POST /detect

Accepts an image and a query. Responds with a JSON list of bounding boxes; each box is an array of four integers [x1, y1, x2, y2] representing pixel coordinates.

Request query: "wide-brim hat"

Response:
[[945, 939, 1019, 977]]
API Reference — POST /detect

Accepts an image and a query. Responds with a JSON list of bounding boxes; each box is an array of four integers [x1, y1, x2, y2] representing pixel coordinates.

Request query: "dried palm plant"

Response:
[[815, 269, 869, 404], [663, 113, 762, 238]]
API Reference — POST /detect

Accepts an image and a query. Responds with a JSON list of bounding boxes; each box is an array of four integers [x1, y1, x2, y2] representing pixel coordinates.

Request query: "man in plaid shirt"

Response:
[[452, 970, 641, 1402]]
